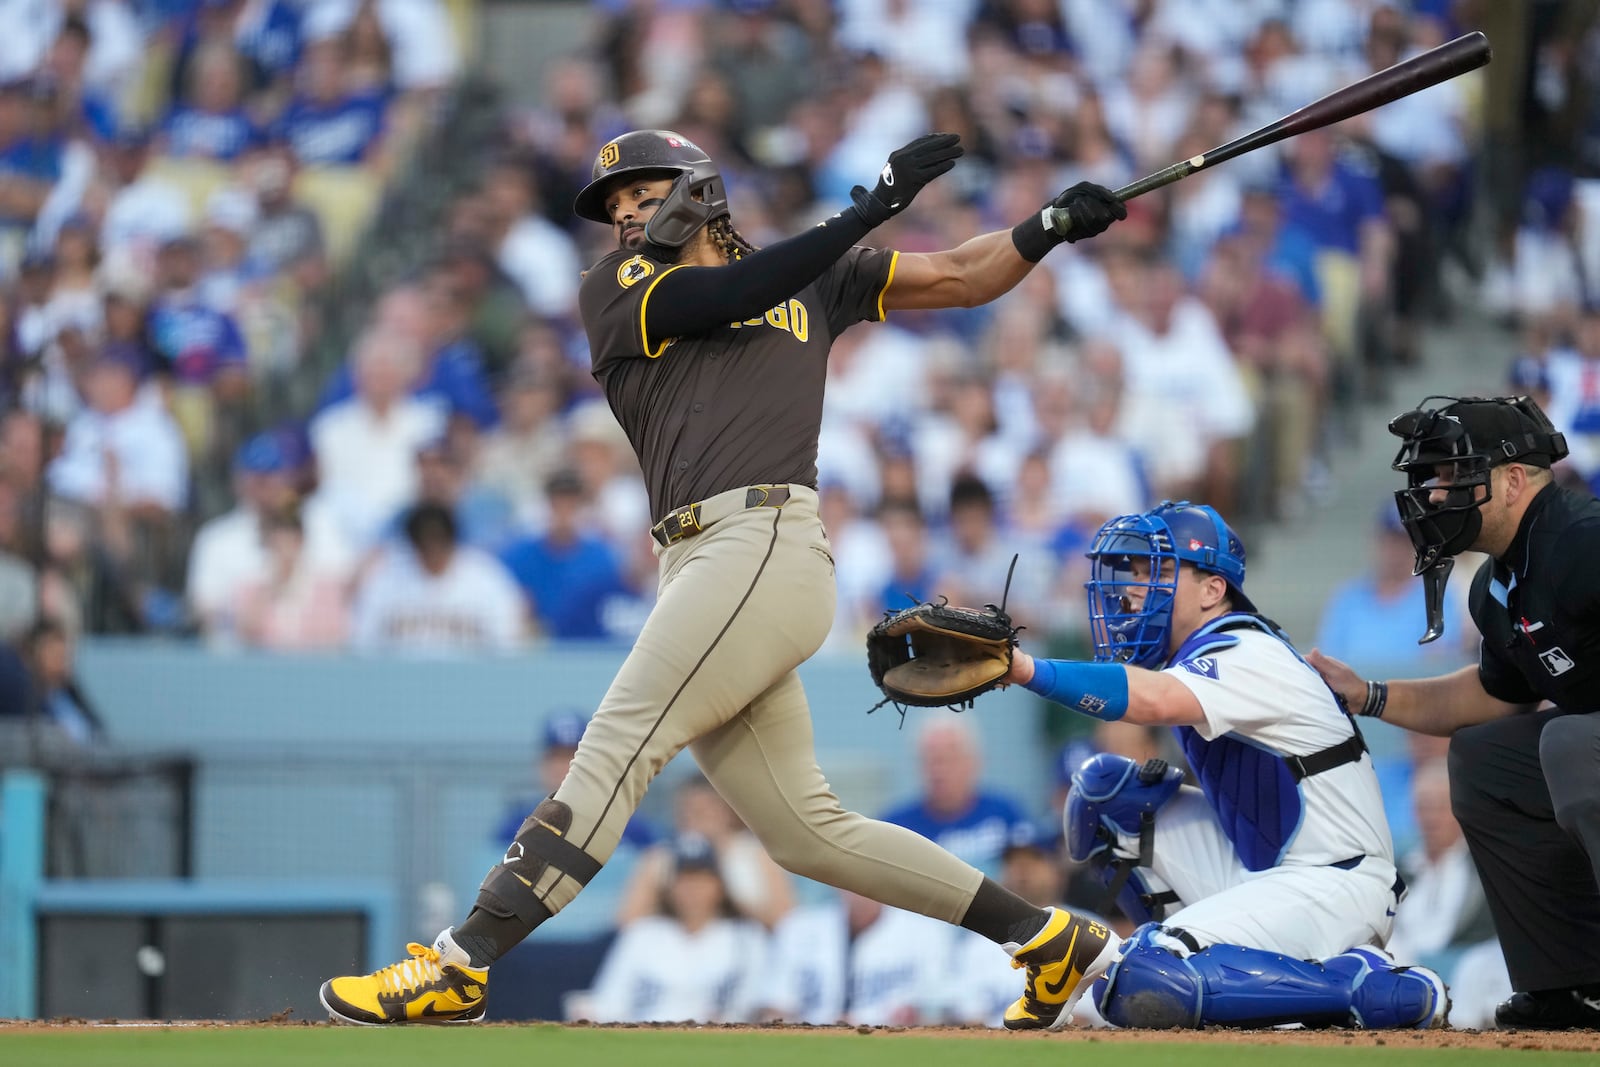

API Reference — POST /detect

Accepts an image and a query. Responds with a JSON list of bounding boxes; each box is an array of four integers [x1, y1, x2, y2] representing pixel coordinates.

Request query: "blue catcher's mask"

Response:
[[1084, 501, 1255, 668]]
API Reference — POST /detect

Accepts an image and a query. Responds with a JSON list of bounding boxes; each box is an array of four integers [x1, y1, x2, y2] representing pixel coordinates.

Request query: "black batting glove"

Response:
[[1052, 181, 1126, 243], [1012, 181, 1127, 262], [849, 132, 964, 228]]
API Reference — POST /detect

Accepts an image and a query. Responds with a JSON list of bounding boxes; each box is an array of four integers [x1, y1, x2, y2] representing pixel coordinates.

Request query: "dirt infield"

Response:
[[1, 1019, 1597, 1052]]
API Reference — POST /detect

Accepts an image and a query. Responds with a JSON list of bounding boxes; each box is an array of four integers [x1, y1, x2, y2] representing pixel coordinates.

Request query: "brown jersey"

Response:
[[578, 245, 899, 522]]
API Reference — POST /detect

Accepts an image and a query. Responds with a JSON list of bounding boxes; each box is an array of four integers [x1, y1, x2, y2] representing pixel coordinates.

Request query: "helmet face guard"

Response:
[[1085, 514, 1181, 669], [1388, 394, 1569, 643], [1389, 403, 1492, 574], [643, 167, 727, 249], [1085, 502, 1254, 668]]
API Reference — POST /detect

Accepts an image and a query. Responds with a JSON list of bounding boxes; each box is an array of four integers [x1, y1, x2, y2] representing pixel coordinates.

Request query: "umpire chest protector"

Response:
[[1168, 613, 1368, 871], [1469, 484, 1600, 712]]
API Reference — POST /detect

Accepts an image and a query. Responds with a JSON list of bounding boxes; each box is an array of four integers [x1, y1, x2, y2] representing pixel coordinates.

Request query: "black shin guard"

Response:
[[457, 797, 603, 963]]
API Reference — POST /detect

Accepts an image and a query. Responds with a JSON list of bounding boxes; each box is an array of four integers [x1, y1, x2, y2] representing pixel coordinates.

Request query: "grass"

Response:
[[0, 1025, 1586, 1067]]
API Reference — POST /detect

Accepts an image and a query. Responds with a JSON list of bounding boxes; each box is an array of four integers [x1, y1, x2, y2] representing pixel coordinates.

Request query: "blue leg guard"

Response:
[[1323, 948, 1450, 1029], [1097, 925, 1445, 1029]]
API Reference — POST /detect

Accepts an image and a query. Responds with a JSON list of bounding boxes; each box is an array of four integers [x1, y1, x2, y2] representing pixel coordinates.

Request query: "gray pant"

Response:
[[538, 485, 983, 921], [1448, 708, 1600, 991]]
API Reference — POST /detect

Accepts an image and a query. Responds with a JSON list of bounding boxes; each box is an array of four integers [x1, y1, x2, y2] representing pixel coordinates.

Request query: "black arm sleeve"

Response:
[[644, 211, 872, 339]]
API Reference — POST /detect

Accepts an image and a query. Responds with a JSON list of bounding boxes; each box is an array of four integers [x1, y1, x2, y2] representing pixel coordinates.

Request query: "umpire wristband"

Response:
[[1023, 659, 1130, 721], [1011, 209, 1067, 264], [1357, 680, 1389, 719]]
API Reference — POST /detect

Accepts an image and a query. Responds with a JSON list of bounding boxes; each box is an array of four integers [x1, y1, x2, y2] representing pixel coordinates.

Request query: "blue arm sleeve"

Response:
[[1022, 659, 1130, 721]]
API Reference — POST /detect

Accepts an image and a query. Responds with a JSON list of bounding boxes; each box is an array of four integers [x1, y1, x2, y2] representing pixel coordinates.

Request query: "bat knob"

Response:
[[1046, 206, 1074, 237]]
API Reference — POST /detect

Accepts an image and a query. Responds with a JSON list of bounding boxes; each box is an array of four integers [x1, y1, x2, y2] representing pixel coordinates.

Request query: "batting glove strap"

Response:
[[848, 184, 896, 228], [1023, 658, 1130, 721], [1011, 208, 1066, 263]]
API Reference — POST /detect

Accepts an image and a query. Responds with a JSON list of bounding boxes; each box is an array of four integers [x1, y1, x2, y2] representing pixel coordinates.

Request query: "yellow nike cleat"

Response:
[[320, 928, 489, 1025], [1002, 906, 1119, 1031]]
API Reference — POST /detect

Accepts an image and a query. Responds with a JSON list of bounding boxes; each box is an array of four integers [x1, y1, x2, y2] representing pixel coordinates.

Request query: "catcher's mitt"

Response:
[[867, 558, 1022, 714]]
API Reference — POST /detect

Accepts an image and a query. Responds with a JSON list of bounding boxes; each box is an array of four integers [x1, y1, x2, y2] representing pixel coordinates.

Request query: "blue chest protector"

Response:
[[1169, 613, 1366, 872]]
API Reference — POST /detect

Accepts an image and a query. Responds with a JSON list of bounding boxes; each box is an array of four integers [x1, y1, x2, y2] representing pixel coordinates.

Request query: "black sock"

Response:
[[959, 877, 1051, 947], [453, 902, 550, 967]]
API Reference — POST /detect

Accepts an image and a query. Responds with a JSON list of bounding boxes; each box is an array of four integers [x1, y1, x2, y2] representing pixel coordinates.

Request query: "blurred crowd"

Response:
[[0, 0, 463, 652], [0, 0, 1509, 671], [1491, 164, 1600, 502]]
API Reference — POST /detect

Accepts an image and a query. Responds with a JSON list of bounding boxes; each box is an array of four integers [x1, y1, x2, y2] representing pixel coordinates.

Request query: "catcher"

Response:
[[878, 501, 1452, 1029]]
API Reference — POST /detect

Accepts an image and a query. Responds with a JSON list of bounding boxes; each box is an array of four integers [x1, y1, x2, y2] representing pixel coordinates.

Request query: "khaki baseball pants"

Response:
[[537, 484, 984, 920]]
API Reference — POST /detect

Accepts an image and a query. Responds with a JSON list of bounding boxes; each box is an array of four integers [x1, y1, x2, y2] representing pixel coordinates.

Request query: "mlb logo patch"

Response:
[[1189, 539, 1204, 551], [1540, 646, 1576, 676], [1181, 657, 1219, 679]]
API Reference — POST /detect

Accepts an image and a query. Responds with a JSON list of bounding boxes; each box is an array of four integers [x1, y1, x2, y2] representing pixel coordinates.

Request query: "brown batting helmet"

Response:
[[572, 130, 728, 224]]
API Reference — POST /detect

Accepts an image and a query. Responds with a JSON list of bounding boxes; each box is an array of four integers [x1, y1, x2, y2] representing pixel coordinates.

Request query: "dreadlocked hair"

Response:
[[708, 215, 759, 261]]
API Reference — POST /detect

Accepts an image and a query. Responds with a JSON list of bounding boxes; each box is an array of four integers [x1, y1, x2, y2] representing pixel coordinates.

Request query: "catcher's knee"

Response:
[[475, 797, 602, 924], [1065, 754, 1185, 923], [1097, 923, 1203, 1029], [1065, 754, 1184, 862]]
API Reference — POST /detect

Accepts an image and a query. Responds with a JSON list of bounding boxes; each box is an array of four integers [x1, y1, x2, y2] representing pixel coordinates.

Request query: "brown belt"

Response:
[[650, 485, 792, 547]]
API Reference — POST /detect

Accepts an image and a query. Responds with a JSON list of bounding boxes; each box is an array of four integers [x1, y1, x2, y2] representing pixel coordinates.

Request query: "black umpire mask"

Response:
[[1388, 395, 1568, 643]]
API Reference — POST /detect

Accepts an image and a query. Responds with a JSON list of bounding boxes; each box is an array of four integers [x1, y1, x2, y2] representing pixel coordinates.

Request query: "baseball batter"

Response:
[[320, 129, 1126, 1029], [1002, 501, 1452, 1029]]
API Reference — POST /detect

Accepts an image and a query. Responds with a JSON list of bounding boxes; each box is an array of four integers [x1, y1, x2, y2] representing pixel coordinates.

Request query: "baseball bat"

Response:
[[1049, 30, 1492, 235]]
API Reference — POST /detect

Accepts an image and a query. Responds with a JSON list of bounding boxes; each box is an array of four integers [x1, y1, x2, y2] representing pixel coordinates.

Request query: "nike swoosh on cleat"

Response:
[[1041, 969, 1078, 998], [1039, 929, 1082, 997]]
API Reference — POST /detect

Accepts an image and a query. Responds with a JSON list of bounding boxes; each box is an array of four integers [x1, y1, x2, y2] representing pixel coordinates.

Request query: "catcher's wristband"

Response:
[[1022, 659, 1130, 721], [1357, 680, 1389, 719]]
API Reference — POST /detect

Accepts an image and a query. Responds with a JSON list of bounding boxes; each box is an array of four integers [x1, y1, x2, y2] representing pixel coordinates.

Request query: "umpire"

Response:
[[1310, 395, 1600, 1029]]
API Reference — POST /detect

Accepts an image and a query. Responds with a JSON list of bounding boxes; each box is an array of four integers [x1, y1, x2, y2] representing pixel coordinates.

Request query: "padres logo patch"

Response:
[[599, 142, 621, 169], [617, 255, 654, 288]]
